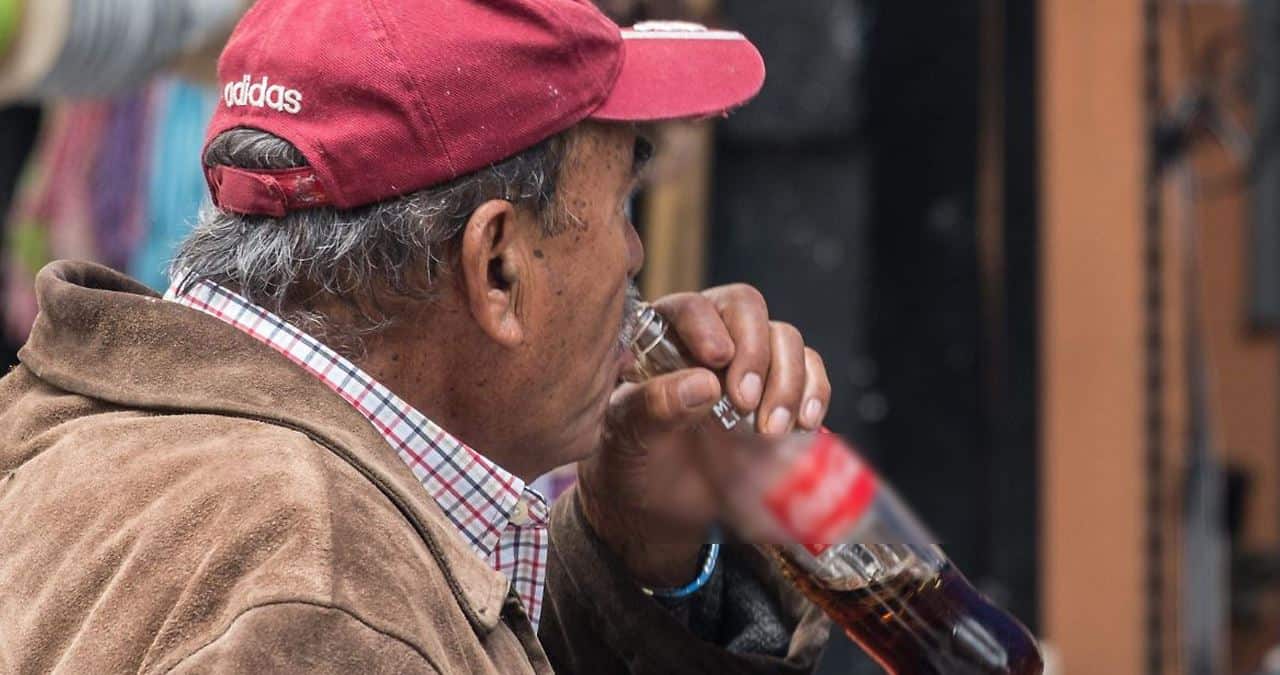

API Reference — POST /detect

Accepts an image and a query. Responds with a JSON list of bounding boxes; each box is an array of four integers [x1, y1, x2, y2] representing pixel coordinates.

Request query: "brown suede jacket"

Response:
[[0, 261, 829, 674]]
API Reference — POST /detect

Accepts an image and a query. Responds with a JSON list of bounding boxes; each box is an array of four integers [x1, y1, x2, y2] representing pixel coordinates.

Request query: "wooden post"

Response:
[[1040, 0, 1148, 672], [640, 120, 714, 298], [633, 0, 719, 300]]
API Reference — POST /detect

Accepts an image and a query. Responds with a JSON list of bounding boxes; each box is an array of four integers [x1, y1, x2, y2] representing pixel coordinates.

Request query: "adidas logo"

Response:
[[223, 74, 303, 115]]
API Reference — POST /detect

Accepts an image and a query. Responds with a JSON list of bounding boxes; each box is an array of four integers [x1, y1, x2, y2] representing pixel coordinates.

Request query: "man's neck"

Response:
[[351, 303, 548, 482]]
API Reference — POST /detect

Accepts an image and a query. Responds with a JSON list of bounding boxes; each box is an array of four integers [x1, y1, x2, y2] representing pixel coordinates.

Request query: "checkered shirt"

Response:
[[166, 279, 550, 627]]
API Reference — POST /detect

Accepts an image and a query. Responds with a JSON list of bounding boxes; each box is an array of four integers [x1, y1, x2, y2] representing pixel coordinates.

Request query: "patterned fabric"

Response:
[[166, 278, 551, 627]]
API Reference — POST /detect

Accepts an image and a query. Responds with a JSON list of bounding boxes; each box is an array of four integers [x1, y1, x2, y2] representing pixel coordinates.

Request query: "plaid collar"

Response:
[[165, 278, 550, 626]]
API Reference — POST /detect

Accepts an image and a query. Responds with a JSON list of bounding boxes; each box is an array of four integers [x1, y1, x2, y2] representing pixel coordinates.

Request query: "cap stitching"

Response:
[[527, 0, 619, 118], [362, 0, 458, 180]]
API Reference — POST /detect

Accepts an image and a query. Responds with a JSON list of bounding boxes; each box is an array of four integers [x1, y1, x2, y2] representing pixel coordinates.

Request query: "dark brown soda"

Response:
[[770, 550, 1043, 675]]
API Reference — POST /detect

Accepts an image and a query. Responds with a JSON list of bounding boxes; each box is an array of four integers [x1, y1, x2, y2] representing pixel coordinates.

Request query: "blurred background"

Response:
[[3, 0, 1280, 673]]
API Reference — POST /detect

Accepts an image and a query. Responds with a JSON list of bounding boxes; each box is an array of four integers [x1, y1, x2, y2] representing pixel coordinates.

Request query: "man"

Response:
[[0, 1, 833, 672]]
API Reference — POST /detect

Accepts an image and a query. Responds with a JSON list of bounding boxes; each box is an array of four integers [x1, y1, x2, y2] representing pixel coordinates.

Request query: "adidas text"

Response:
[[223, 74, 303, 115]]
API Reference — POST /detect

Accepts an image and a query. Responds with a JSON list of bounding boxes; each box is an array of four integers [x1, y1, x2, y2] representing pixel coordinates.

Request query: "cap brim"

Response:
[[590, 27, 765, 122]]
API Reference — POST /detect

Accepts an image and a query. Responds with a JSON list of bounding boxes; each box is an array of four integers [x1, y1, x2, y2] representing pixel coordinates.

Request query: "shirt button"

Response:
[[510, 499, 530, 526]]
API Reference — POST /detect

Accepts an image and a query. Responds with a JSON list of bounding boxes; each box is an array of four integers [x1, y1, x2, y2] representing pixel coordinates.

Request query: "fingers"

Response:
[[799, 348, 831, 429], [757, 322, 805, 435], [653, 283, 831, 435], [651, 293, 735, 368], [607, 368, 722, 445], [702, 284, 771, 413]]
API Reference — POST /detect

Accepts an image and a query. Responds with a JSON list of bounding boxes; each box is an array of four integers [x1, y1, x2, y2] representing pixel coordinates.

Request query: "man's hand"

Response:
[[577, 284, 831, 587]]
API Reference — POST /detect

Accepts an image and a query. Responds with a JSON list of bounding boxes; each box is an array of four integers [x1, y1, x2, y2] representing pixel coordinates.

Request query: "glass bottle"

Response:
[[628, 304, 1043, 675]]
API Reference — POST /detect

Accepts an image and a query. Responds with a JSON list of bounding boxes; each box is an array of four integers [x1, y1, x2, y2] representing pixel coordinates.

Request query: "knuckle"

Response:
[[670, 294, 717, 328], [736, 284, 767, 311], [712, 283, 767, 312], [660, 292, 701, 317], [805, 347, 827, 371], [814, 377, 833, 399], [670, 290, 704, 306], [772, 322, 804, 349], [644, 381, 673, 418], [685, 295, 720, 324]]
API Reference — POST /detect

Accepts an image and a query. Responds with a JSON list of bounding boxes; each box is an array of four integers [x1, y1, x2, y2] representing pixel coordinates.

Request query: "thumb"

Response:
[[608, 368, 722, 441]]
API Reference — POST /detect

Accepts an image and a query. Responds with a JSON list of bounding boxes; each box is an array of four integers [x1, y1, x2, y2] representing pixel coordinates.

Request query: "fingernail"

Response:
[[766, 407, 792, 434], [803, 399, 824, 427], [679, 373, 718, 409], [739, 372, 763, 408]]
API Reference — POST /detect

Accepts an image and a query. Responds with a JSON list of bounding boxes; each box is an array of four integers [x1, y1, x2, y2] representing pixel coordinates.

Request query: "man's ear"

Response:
[[459, 199, 528, 348]]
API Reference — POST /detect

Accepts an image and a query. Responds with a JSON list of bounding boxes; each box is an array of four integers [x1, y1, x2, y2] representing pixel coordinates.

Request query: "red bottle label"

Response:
[[764, 433, 879, 556]]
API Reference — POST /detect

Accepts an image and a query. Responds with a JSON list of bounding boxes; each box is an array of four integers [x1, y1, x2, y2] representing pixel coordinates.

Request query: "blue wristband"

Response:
[[640, 527, 722, 599]]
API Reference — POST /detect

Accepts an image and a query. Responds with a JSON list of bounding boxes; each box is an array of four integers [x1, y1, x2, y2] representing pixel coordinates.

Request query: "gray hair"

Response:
[[171, 127, 572, 344]]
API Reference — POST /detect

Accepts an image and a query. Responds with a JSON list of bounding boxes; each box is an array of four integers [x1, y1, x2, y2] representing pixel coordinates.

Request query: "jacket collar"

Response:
[[19, 261, 510, 633]]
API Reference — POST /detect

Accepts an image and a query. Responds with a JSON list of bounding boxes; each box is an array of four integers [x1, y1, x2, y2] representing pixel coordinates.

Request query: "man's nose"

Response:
[[626, 223, 645, 279]]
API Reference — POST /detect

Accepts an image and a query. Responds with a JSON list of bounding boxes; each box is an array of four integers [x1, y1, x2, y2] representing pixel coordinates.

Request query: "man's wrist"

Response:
[[641, 527, 721, 599], [575, 476, 707, 588]]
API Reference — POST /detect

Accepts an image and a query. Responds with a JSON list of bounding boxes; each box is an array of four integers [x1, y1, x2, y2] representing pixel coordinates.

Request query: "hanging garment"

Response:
[[3, 94, 153, 343], [129, 79, 218, 289]]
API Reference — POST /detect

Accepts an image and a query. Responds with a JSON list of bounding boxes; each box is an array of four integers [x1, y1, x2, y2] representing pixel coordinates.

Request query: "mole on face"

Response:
[[534, 249, 545, 259]]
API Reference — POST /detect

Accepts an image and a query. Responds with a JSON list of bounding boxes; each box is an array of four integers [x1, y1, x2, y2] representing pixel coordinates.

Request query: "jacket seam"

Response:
[[162, 599, 443, 674]]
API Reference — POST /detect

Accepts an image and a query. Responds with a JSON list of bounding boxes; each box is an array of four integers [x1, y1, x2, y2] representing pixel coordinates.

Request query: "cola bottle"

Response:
[[628, 303, 1043, 675]]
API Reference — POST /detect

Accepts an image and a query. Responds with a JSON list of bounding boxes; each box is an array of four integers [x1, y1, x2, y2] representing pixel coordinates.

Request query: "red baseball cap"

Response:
[[204, 2, 766, 218]]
